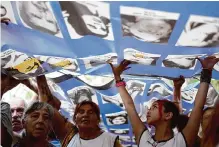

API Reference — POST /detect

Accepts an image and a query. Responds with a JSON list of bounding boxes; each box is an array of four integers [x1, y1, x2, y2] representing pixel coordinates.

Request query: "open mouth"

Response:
[[35, 127, 45, 133], [81, 118, 90, 124]]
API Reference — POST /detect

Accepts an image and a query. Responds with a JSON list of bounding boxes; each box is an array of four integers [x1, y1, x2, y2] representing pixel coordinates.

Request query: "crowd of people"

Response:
[[1, 18, 219, 147]]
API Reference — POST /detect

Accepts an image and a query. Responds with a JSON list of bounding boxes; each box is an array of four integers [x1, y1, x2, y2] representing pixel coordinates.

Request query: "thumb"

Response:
[[109, 62, 114, 69]]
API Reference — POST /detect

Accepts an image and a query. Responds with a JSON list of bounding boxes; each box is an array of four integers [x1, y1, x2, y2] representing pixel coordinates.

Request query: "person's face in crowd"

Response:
[[19, 1, 58, 34], [201, 108, 215, 133], [75, 104, 100, 129], [146, 102, 161, 125], [130, 19, 172, 42], [111, 116, 126, 125], [23, 108, 51, 139], [10, 99, 25, 132]]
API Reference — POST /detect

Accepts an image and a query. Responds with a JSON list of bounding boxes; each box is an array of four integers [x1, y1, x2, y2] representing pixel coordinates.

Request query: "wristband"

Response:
[[116, 81, 126, 87], [116, 78, 124, 83], [200, 69, 212, 84]]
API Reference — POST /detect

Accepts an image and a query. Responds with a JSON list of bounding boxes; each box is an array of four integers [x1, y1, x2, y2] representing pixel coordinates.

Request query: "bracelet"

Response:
[[200, 69, 212, 84], [116, 81, 126, 87], [116, 78, 124, 83]]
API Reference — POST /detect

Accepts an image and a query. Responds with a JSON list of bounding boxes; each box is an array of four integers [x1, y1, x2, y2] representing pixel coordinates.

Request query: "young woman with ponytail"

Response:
[[109, 56, 219, 147]]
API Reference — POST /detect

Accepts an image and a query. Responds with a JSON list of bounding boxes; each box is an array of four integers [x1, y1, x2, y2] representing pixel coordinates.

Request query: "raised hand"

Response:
[[173, 75, 185, 88], [196, 56, 219, 70], [109, 60, 131, 81]]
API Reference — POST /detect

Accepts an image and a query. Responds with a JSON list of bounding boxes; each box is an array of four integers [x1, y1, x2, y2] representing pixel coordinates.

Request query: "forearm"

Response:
[[194, 82, 209, 110], [173, 87, 183, 113], [117, 85, 146, 144], [36, 75, 53, 102], [183, 69, 211, 147], [36, 75, 61, 109]]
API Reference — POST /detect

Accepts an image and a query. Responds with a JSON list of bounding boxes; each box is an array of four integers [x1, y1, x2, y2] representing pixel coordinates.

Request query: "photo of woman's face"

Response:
[[18, 1, 59, 35], [130, 19, 172, 42]]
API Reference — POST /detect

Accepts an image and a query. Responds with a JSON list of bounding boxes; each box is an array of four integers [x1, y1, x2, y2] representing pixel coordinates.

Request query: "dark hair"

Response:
[[156, 99, 180, 129], [73, 101, 100, 122], [177, 114, 189, 132]]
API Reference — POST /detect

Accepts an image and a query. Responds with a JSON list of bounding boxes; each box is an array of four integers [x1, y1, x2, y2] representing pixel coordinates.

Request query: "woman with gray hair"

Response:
[[1, 102, 13, 147], [13, 101, 55, 147]]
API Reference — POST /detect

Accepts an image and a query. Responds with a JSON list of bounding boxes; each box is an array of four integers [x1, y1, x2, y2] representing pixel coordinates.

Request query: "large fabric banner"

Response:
[[1, 1, 219, 146]]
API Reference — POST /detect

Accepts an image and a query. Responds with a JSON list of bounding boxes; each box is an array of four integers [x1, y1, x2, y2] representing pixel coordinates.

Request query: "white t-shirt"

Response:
[[67, 132, 118, 147], [139, 130, 187, 147]]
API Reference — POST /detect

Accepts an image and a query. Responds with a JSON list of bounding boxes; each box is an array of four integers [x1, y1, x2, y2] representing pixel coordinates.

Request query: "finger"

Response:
[[109, 62, 114, 69], [120, 60, 126, 65], [195, 56, 202, 63], [215, 58, 219, 63], [124, 67, 131, 71], [123, 60, 131, 67]]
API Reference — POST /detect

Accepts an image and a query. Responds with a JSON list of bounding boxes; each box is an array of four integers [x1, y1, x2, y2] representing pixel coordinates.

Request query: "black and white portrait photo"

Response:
[[1, 49, 45, 79], [34, 55, 80, 72], [67, 86, 98, 105], [162, 54, 205, 69], [1, 1, 17, 23], [16, 1, 63, 37], [59, 1, 114, 40], [176, 15, 219, 47], [109, 128, 129, 135], [80, 53, 117, 69], [124, 48, 161, 65], [105, 111, 128, 126], [120, 6, 179, 43]]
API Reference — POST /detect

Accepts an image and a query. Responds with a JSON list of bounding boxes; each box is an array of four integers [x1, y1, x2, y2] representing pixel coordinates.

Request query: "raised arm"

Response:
[[172, 75, 185, 113], [109, 60, 146, 144], [182, 56, 219, 147], [36, 75, 73, 142]]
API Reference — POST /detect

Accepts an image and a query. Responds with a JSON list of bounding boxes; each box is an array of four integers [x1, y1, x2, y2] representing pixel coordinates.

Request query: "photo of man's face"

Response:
[[17, 1, 61, 36]]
